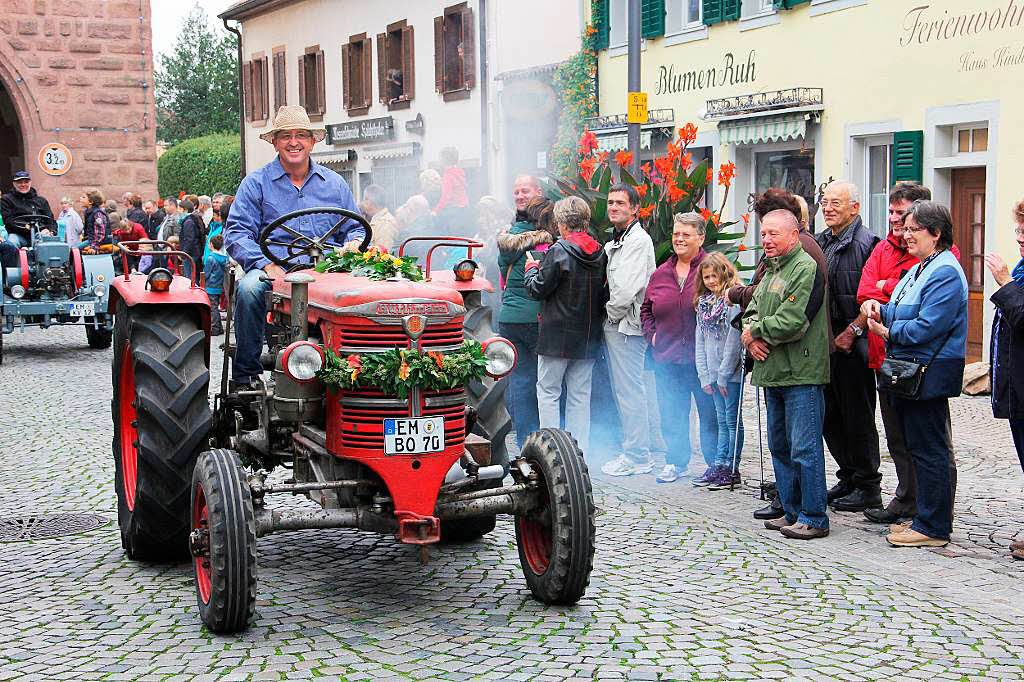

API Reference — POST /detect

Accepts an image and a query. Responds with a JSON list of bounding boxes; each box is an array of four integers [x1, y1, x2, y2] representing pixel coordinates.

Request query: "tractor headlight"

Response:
[[453, 259, 477, 282], [482, 337, 516, 378], [93, 284, 106, 298], [281, 341, 325, 383], [146, 269, 173, 292], [10, 285, 25, 299]]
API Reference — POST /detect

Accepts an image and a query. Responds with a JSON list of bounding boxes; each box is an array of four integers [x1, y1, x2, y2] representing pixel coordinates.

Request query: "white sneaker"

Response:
[[631, 456, 655, 475], [656, 464, 681, 483], [601, 455, 637, 477]]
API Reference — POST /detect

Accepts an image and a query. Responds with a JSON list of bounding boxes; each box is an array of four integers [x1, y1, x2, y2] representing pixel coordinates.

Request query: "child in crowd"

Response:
[[434, 146, 469, 230], [165, 235, 182, 276], [136, 242, 154, 274], [694, 252, 745, 490], [204, 234, 228, 335]]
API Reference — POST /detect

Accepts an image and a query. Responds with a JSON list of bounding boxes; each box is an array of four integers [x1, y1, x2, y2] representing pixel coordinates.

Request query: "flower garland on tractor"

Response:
[[314, 246, 423, 281], [318, 341, 488, 399]]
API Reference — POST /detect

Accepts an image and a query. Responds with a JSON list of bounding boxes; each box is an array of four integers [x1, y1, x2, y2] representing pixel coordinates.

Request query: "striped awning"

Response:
[[718, 112, 810, 146], [596, 130, 655, 153], [363, 142, 420, 160]]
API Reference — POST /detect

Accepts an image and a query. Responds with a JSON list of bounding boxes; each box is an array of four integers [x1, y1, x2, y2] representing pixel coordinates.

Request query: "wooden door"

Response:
[[951, 167, 986, 362]]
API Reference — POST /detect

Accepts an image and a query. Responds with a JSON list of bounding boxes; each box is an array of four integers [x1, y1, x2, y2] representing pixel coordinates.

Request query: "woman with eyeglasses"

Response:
[[983, 198, 1024, 560]]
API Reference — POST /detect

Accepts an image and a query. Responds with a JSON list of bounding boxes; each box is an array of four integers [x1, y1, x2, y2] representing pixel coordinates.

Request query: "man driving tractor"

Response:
[[224, 105, 364, 391], [1, 170, 55, 247]]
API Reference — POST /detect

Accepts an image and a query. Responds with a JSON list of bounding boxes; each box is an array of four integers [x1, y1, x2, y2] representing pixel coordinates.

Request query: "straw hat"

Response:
[[259, 105, 327, 143]]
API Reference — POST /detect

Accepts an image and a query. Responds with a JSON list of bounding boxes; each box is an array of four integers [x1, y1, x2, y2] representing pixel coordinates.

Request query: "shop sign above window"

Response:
[[326, 117, 396, 145]]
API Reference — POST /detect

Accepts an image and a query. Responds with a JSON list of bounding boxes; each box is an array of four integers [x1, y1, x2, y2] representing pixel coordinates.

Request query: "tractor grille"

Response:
[[337, 388, 466, 452], [337, 320, 463, 353]]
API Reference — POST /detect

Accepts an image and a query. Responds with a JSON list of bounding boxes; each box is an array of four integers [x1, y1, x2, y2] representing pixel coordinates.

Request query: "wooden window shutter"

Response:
[[723, 0, 741, 21], [703, 0, 723, 25], [377, 33, 387, 104], [892, 131, 925, 183], [259, 57, 269, 119], [297, 55, 307, 110], [641, 0, 665, 38], [315, 49, 325, 115], [242, 60, 253, 121], [460, 7, 475, 90], [593, 0, 609, 49], [433, 15, 444, 93], [361, 38, 373, 108], [272, 52, 285, 113], [402, 25, 415, 101], [340, 44, 351, 110]]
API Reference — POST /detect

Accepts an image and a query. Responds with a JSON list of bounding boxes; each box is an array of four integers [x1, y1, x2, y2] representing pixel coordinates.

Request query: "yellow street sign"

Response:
[[627, 92, 648, 124]]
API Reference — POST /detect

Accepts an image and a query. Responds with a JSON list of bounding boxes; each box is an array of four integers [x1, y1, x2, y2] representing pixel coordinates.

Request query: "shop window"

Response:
[[667, 0, 703, 33], [867, 143, 893, 239], [377, 20, 415, 110], [957, 126, 988, 153], [754, 148, 816, 241], [272, 48, 286, 114], [342, 34, 373, 116], [298, 46, 325, 121], [434, 4, 476, 101], [242, 55, 269, 124]]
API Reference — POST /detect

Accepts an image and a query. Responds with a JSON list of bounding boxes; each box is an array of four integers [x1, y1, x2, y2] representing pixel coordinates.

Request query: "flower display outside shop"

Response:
[[315, 246, 424, 281], [318, 340, 489, 399], [545, 122, 754, 267]]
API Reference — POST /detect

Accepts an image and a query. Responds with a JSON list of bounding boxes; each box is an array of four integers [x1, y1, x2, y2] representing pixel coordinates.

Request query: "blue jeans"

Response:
[[233, 268, 271, 383], [498, 322, 539, 448], [654, 361, 717, 470], [6, 233, 27, 248], [711, 381, 744, 469], [764, 384, 828, 529], [896, 397, 954, 540]]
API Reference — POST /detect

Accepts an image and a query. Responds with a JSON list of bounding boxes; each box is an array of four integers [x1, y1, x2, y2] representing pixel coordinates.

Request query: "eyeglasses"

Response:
[[276, 132, 313, 142], [904, 224, 929, 233], [1015, 227, 1024, 237]]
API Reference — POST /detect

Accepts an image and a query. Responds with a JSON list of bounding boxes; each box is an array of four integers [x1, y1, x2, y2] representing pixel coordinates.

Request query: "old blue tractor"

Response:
[[0, 214, 115, 363]]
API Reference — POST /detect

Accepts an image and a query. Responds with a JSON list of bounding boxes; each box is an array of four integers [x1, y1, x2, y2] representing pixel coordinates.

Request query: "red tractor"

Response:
[[109, 208, 596, 633]]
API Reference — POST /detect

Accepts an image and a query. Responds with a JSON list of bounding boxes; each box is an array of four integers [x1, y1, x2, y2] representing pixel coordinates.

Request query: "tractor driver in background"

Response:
[[1, 170, 56, 247], [224, 105, 364, 392]]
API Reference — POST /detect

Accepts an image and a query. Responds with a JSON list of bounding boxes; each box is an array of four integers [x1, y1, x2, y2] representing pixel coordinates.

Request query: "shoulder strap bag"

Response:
[[876, 325, 956, 399]]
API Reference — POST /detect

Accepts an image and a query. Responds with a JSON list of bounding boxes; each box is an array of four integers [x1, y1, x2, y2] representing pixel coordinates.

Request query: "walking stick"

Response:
[[728, 357, 747, 492], [757, 385, 765, 500]]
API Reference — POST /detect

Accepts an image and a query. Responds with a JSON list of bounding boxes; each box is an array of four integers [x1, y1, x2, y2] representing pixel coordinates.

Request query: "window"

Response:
[[297, 46, 325, 121], [242, 55, 269, 124], [754, 148, 816, 241], [867, 143, 893, 239], [666, 0, 703, 32], [434, 3, 476, 102], [609, 0, 628, 46], [272, 47, 286, 114], [742, 0, 774, 17], [956, 126, 988, 153], [377, 20, 415, 109], [342, 34, 373, 116]]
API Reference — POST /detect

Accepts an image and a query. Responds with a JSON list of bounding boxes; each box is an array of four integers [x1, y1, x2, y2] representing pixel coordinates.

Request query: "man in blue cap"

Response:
[[1, 171, 55, 248]]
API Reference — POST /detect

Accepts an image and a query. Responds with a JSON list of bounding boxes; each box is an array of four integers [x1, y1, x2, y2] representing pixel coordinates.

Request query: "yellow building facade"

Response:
[[596, 0, 1024, 361]]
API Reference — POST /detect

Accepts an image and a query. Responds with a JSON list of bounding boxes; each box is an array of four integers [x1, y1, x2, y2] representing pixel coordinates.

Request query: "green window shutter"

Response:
[[775, 0, 810, 7], [723, 0, 741, 20], [593, 0, 610, 49], [642, 0, 665, 38], [892, 131, 925, 183], [703, 0, 723, 25]]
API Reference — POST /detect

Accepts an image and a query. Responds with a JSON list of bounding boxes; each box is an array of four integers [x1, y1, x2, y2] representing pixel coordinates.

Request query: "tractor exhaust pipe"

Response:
[[284, 272, 315, 342]]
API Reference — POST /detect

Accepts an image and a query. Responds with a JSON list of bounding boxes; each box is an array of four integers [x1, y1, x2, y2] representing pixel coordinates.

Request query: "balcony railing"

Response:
[[705, 88, 823, 119]]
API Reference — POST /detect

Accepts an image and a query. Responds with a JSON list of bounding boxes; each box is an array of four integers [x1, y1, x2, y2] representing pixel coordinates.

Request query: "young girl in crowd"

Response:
[[694, 252, 745, 490]]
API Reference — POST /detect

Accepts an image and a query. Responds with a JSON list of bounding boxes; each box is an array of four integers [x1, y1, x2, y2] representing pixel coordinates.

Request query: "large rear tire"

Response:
[[191, 448, 257, 633], [514, 428, 595, 605], [462, 293, 513, 466], [112, 301, 212, 561]]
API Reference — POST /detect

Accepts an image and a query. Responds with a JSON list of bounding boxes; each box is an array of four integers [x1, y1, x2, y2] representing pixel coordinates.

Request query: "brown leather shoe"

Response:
[[886, 528, 949, 547], [764, 517, 790, 531], [889, 521, 912, 534], [780, 523, 829, 540], [1009, 537, 1024, 551], [1012, 547, 1024, 561]]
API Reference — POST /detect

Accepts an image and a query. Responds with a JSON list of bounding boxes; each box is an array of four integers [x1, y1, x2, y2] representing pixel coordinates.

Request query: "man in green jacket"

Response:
[[742, 210, 831, 540]]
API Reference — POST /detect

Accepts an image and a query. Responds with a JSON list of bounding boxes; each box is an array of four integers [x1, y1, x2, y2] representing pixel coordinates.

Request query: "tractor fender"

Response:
[[109, 273, 213, 364], [81, 253, 116, 313]]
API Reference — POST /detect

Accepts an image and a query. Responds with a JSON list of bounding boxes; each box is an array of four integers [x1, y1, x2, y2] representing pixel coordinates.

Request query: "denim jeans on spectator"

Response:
[[896, 396, 954, 540], [605, 324, 652, 463], [208, 294, 223, 334], [711, 381, 744, 469], [232, 268, 271, 383], [764, 384, 828, 529], [5, 233, 27, 249], [498, 321, 540, 448], [653, 360, 717, 471], [536, 355, 595, 455]]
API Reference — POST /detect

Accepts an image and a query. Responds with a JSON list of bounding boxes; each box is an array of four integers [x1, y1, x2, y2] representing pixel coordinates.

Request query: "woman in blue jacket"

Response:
[[861, 200, 967, 549]]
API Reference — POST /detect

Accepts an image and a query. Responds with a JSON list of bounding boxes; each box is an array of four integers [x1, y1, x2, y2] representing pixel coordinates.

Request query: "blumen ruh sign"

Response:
[[326, 117, 395, 145]]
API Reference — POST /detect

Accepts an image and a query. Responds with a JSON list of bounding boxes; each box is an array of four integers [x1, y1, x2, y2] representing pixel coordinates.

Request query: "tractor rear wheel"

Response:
[[86, 317, 112, 349], [462, 293, 513, 467], [112, 302, 212, 561], [514, 428, 595, 605], [191, 448, 257, 633]]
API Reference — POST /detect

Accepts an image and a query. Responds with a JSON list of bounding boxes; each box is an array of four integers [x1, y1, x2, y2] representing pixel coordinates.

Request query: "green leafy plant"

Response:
[[157, 133, 241, 196], [550, 23, 599, 178], [314, 247, 423, 281], [318, 341, 489, 399]]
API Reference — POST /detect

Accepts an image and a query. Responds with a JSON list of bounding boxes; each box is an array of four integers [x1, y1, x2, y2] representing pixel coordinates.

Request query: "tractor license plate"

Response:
[[68, 302, 95, 317], [383, 417, 444, 455]]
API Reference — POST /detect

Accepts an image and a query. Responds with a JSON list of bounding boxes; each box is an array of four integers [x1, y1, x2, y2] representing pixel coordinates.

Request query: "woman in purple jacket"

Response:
[[640, 212, 719, 484]]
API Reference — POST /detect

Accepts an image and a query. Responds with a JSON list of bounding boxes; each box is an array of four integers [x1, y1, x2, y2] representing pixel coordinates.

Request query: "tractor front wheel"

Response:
[[112, 302, 211, 561], [191, 448, 257, 633], [514, 428, 595, 605]]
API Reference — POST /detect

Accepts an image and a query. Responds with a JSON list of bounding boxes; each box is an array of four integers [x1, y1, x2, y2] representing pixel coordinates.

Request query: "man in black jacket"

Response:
[[523, 196, 608, 456], [815, 180, 882, 512], [178, 199, 205, 279], [1, 171, 54, 246], [141, 200, 165, 239]]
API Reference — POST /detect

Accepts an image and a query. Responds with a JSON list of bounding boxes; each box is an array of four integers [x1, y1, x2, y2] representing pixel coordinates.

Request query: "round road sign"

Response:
[[38, 143, 73, 176]]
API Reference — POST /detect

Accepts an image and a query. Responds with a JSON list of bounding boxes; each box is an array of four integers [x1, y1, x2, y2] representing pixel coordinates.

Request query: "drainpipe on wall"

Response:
[[478, 0, 490, 193], [223, 17, 246, 180]]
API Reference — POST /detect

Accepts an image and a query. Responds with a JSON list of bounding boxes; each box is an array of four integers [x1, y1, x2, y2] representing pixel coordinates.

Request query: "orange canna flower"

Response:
[[738, 244, 747, 251], [699, 207, 713, 221], [429, 351, 444, 369], [718, 161, 737, 188], [580, 157, 597, 183], [665, 140, 681, 162], [653, 156, 674, 180], [679, 122, 698, 145], [597, 151, 609, 164], [346, 354, 362, 369], [637, 205, 655, 219], [398, 361, 410, 381], [615, 150, 633, 167], [578, 130, 598, 155], [636, 184, 648, 198], [666, 181, 685, 203], [706, 168, 714, 184], [741, 213, 751, 226]]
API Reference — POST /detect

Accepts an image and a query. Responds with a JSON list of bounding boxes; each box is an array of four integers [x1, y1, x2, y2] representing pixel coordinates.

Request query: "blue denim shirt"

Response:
[[224, 156, 363, 272]]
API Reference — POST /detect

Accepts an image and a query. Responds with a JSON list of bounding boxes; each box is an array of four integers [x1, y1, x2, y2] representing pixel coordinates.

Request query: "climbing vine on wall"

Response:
[[550, 13, 600, 179]]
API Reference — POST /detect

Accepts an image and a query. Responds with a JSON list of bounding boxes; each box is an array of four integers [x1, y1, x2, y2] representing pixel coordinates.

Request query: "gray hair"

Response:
[[419, 168, 442, 193], [826, 180, 861, 205], [198, 195, 212, 208], [553, 196, 591, 233], [673, 211, 706, 235], [212, 193, 225, 201], [396, 194, 430, 227], [362, 184, 388, 209]]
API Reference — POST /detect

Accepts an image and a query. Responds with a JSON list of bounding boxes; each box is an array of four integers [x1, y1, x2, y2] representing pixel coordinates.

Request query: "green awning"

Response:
[[718, 112, 809, 146]]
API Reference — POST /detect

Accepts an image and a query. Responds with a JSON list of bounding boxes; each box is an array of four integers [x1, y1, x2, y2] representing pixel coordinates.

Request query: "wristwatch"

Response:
[[849, 323, 864, 337]]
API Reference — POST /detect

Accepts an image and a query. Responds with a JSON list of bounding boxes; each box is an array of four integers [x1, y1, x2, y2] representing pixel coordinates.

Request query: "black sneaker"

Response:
[[827, 481, 854, 503], [753, 494, 785, 520], [863, 506, 914, 524], [831, 488, 883, 512]]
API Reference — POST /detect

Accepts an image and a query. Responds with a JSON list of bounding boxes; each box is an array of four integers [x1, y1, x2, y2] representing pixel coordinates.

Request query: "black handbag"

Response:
[[876, 327, 956, 399]]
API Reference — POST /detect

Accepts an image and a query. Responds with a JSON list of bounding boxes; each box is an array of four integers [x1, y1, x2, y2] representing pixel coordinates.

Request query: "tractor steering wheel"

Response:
[[9, 213, 59, 236], [258, 207, 373, 270]]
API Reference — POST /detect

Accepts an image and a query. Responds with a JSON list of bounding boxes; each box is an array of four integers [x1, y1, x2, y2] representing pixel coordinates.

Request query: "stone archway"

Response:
[[0, 79, 25, 191]]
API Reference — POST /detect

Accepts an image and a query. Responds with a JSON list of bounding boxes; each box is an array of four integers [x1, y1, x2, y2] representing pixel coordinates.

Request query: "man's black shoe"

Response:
[[831, 488, 883, 512], [827, 482, 854, 503], [753, 495, 785, 520], [863, 506, 914, 524]]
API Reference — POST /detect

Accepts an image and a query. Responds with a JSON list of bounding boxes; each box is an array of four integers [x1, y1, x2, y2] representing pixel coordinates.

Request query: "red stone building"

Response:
[[0, 0, 157, 213]]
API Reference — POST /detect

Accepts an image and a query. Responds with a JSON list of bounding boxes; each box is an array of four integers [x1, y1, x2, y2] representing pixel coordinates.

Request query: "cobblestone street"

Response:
[[1, 326, 1023, 681]]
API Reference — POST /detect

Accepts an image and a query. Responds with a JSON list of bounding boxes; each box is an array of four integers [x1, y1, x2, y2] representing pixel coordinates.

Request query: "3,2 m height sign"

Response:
[[38, 143, 72, 176]]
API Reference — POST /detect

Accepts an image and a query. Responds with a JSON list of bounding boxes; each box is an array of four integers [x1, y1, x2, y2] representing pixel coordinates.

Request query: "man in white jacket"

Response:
[[602, 183, 658, 476]]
